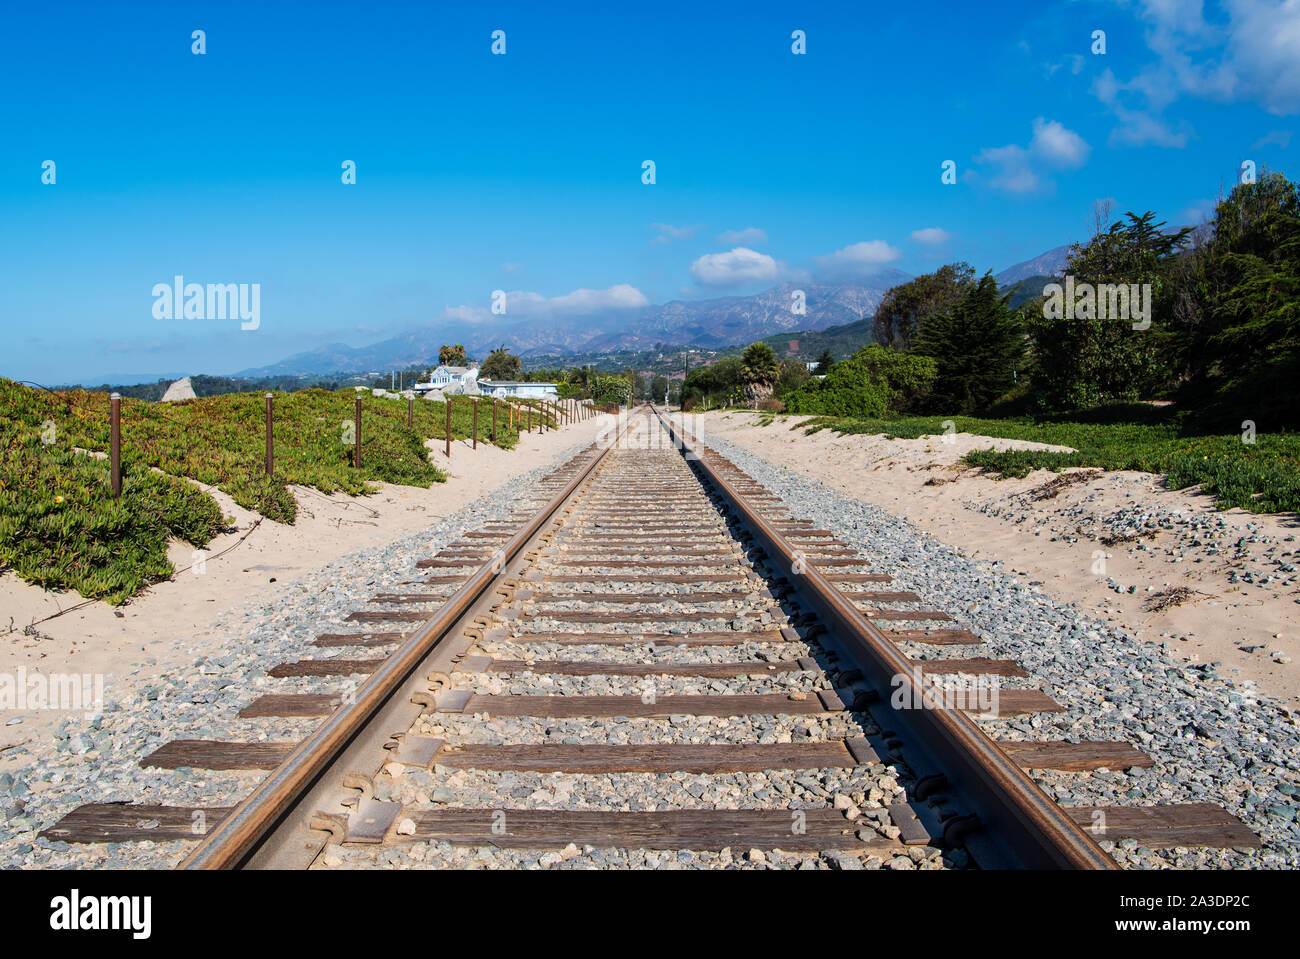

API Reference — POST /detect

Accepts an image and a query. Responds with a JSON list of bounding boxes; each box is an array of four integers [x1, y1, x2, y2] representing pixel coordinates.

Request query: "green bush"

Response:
[[785, 346, 936, 417], [681, 356, 742, 409], [0, 380, 546, 602]]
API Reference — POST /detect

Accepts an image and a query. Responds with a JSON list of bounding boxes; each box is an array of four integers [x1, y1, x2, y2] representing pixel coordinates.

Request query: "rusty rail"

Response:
[[650, 405, 1116, 870], [178, 423, 629, 869]]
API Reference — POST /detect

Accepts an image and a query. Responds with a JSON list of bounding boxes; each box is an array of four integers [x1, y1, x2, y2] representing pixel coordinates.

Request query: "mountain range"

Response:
[[234, 248, 1067, 378]]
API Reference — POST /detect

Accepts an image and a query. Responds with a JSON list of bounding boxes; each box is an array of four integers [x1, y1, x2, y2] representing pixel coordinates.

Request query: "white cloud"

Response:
[[1030, 117, 1091, 167], [1091, 0, 1300, 146], [689, 248, 784, 287], [716, 227, 768, 246], [548, 284, 649, 313], [1093, 69, 1192, 147], [651, 222, 703, 245], [437, 284, 648, 324], [910, 227, 952, 246], [812, 240, 903, 277], [975, 118, 1091, 193]]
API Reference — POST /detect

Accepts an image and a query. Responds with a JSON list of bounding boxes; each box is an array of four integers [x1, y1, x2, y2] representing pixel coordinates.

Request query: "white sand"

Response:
[[697, 411, 1300, 709]]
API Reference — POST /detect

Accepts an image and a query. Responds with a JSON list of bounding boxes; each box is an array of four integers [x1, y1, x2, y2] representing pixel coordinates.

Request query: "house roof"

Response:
[[433, 365, 475, 375]]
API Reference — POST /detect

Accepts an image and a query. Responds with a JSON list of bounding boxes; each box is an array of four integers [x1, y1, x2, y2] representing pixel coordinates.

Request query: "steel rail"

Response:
[[180, 418, 629, 869], [653, 406, 1116, 869]]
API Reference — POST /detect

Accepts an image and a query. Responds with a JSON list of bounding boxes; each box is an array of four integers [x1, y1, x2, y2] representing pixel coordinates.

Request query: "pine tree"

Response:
[[914, 273, 1025, 414]]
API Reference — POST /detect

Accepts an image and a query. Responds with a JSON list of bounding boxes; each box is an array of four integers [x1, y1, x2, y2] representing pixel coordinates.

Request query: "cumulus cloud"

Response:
[[548, 284, 649, 313], [812, 240, 903, 278], [689, 247, 784, 288], [438, 284, 648, 324], [975, 118, 1091, 193], [1031, 117, 1091, 167], [716, 227, 768, 246], [910, 227, 952, 246]]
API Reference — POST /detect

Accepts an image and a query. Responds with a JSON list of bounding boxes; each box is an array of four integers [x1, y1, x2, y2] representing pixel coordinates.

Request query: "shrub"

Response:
[[785, 346, 936, 417]]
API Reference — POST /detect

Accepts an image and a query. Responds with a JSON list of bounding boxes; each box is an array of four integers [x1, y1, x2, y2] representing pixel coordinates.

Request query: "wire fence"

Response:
[[6, 381, 597, 500]]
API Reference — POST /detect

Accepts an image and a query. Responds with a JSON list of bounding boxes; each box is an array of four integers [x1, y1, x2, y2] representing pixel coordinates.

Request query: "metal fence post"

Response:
[[472, 398, 478, 450], [408, 396, 413, 428], [445, 398, 452, 458], [492, 400, 498, 444], [110, 392, 122, 498]]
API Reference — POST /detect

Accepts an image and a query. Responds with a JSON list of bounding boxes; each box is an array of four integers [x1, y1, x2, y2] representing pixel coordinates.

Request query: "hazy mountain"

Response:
[[228, 244, 1086, 380], [1000, 274, 1056, 309], [994, 245, 1071, 286], [234, 275, 909, 377]]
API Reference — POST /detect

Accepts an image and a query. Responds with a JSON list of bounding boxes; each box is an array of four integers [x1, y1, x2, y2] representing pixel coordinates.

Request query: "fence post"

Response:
[[110, 392, 122, 499], [472, 399, 478, 450], [265, 393, 274, 476], [408, 396, 413, 428], [354, 395, 362, 468], [445, 399, 452, 458], [492, 400, 498, 444]]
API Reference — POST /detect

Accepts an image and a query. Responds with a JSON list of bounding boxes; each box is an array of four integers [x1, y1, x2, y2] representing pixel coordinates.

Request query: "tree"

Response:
[[591, 374, 632, 407], [681, 356, 741, 410], [914, 273, 1025, 414], [774, 358, 811, 397], [738, 342, 780, 407], [1027, 211, 1191, 410], [479, 346, 522, 380], [1168, 169, 1300, 425], [813, 349, 835, 375], [438, 344, 467, 366], [651, 375, 669, 403], [872, 263, 975, 350]]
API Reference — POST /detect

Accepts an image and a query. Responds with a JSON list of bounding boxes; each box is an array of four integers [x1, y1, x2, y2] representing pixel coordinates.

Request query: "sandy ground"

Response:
[[0, 415, 611, 757], [695, 411, 1300, 710]]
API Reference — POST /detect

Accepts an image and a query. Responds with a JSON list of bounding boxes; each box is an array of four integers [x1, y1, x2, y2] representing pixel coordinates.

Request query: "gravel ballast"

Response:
[[688, 423, 1300, 870]]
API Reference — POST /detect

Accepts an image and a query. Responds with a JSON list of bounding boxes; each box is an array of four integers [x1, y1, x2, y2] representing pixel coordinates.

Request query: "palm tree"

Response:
[[738, 342, 780, 408]]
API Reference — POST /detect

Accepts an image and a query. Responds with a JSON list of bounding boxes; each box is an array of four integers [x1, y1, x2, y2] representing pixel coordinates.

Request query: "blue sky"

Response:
[[1, 0, 1296, 383]]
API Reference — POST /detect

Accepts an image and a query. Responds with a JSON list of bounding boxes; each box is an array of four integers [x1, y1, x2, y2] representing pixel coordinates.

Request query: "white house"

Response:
[[415, 365, 478, 395], [478, 379, 559, 400]]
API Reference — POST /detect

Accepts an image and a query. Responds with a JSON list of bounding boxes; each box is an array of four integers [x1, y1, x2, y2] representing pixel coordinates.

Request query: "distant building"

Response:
[[805, 361, 819, 372], [478, 379, 559, 400], [414, 365, 478, 395]]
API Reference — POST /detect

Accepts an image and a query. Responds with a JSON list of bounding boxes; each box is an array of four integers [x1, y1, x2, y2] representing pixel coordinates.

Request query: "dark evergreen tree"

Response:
[[914, 273, 1025, 414]]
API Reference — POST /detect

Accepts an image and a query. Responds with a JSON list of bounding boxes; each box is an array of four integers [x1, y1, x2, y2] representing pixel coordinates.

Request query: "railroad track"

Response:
[[43, 406, 1256, 869]]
